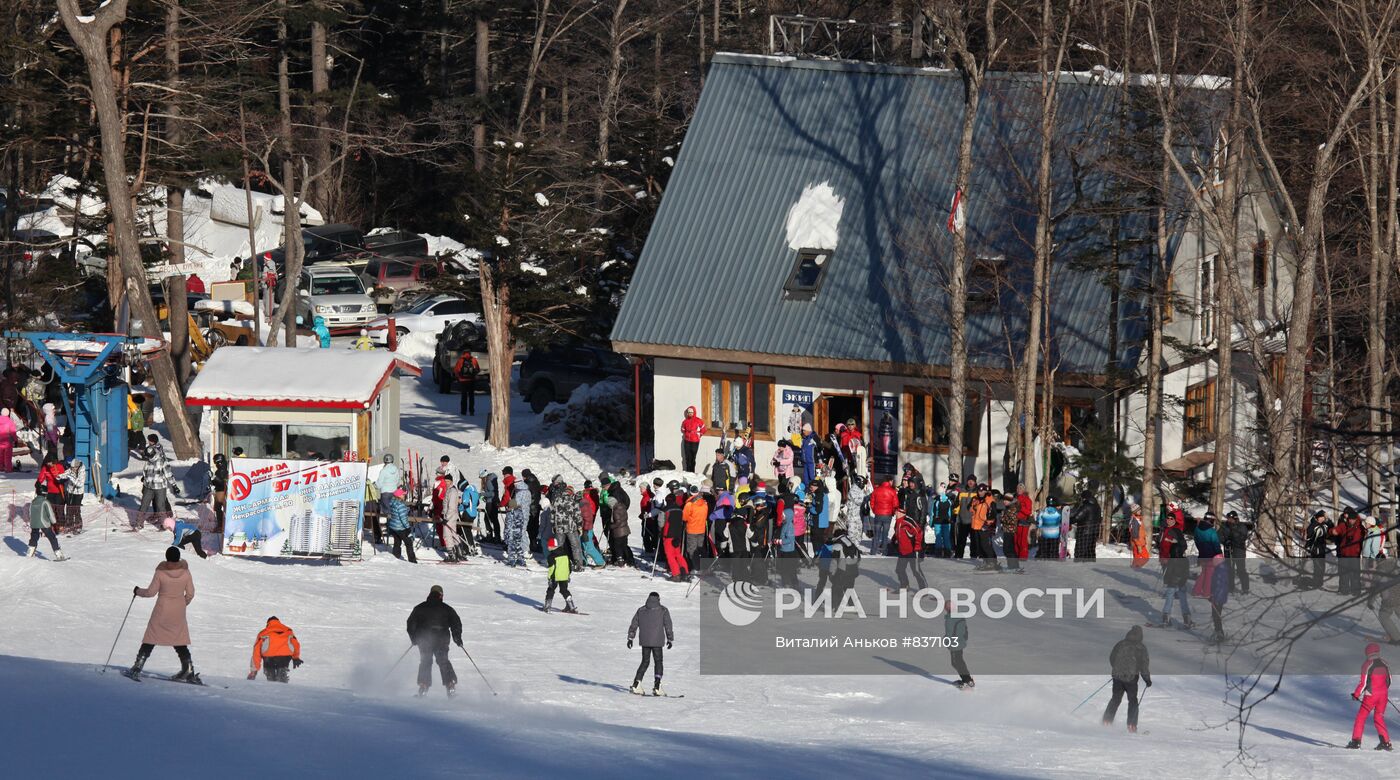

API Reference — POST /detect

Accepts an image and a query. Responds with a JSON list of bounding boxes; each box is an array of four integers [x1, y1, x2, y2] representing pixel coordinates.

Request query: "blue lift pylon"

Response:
[[5, 332, 145, 498]]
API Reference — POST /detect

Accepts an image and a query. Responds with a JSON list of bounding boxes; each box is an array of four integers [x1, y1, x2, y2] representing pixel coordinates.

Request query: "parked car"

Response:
[[367, 294, 479, 346], [285, 266, 377, 329], [432, 319, 490, 393], [519, 343, 633, 413], [260, 224, 428, 270], [360, 256, 442, 293], [2, 228, 64, 270]]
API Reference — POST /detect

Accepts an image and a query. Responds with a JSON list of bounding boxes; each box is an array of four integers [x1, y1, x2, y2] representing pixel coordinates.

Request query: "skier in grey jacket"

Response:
[[627, 592, 674, 695]]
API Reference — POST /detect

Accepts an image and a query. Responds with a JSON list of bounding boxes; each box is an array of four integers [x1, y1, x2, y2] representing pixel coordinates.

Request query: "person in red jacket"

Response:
[[869, 479, 899, 555], [1014, 484, 1034, 561], [680, 406, 705, 472], [1347, 642, 1392, 750], [1333, 509, 1366, 595], [892, 510, 926, 589]]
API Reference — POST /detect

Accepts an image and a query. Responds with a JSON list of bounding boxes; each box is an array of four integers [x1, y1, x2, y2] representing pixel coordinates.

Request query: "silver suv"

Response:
[[294, 267, 376, 328]]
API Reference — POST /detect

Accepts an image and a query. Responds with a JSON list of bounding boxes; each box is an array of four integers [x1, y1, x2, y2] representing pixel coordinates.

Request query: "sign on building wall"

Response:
[[781, 389, 814, 441], [224, 458, 367, 558], [872, 395, 900, 477]]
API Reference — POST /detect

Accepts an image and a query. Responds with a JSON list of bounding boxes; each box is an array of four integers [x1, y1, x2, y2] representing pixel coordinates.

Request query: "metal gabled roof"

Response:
[[612, 53, 1222, 376]]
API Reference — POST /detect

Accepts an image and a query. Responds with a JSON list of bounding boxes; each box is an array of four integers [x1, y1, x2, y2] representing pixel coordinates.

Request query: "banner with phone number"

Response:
[[223, 458, 368, 558]]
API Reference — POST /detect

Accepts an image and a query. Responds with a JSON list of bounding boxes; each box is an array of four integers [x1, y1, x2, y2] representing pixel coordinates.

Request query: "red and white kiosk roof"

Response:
[[185, 347, 421, 410]]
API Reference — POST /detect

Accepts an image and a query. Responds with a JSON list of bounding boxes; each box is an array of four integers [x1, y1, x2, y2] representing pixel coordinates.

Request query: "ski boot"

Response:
[[1345, 739, 1362, 749], [53, 551, 67, 561], [445, 682, 456, 698], [124, 649, 151, 680], [652, 680, 665, 697], [1377, 741, 1393, 751], [1127, 725, 1138, 734], [1152, 612, 1170, 628], [172, 656, 199, 684], [955, 678, 975, 691], [563, 599, 579, 614], [542, 598, 553, 614], [1182, 616, 1195, 630], [417, 684, 430, 697], [26, 546, 36, 558], [630, 680, 643, 695]]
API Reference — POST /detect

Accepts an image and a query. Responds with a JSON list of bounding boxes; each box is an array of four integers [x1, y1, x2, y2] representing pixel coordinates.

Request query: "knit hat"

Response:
[[547, 538, 557, 549], [429, 585, 444, 598], [1366, 642, 1381, 658], [394, 488, 406, 498]]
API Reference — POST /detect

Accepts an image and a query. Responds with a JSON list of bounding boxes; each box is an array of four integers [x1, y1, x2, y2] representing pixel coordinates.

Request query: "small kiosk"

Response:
[[185, 347, 421, 462]]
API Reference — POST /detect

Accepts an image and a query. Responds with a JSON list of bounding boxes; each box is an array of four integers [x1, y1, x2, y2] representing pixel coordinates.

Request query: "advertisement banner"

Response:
[[781, 389, 814, 441], [224, 459, 367, 558], [871, 395, 899, 477]]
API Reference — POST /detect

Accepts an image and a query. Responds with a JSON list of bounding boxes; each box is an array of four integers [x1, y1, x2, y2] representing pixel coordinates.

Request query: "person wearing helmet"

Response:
[[1036, 497, 1063, 560], [1346, 642, 1392, 750]]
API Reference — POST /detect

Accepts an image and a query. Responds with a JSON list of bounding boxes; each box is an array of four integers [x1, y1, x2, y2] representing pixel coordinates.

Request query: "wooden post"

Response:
[[387, 317, 397, 352], [633, 359, 642, 474]]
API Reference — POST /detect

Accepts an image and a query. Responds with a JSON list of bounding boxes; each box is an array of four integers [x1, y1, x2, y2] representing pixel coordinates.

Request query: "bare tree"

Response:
[[923, 0, 1001, 482], [56, 0, 201, 458]]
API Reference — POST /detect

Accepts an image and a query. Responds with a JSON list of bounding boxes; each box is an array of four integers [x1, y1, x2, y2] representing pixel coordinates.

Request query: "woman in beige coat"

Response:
[[126, 547, 199, 682]]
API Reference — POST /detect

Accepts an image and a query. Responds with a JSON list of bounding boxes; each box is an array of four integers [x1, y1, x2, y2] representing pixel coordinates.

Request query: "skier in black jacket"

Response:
[[1303, 510, 1330, 589], [1070, 490, 1101, 560], [523, 469, 544, 554], [1103, 625, 1152, 732], [627, 592, 674, 696], [1222, 510, 1253, 594], [407, 585, 463, 696], [210, 454, 229, 533]]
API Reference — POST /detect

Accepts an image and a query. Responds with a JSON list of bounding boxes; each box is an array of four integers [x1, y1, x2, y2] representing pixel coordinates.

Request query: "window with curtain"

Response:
[[700, 373, 774, 438]]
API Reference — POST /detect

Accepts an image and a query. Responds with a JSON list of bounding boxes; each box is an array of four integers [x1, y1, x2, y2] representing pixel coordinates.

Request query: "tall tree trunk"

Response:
[[473, 16, 489, 171], [1209, 0, 1247, 517], [310, 11, 332, 217], [56, 0, 200, 459], [479, 260, 513, 448], [268, 0, 304, 346], [597, 0, 629, 165], [164, 0, 184, 269]]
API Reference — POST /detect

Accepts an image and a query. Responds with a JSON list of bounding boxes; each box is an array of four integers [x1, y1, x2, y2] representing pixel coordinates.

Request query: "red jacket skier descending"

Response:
[[1349, 642, 1392, 750]]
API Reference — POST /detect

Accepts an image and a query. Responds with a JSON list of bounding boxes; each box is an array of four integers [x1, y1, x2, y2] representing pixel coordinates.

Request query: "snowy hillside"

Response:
[[0, 524, 1392, 780], [0, 364, 1392, 779]]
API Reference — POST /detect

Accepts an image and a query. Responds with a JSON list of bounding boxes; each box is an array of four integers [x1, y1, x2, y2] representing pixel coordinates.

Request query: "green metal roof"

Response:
[[612, 53, 1220, 375]]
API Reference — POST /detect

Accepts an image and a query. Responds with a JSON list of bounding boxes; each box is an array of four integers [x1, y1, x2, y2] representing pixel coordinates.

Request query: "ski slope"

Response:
[[0, 365, 1391, 779]]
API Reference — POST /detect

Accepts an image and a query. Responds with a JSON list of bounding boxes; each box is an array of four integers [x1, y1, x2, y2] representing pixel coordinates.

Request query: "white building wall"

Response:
[[655, 357, 1032, 489]]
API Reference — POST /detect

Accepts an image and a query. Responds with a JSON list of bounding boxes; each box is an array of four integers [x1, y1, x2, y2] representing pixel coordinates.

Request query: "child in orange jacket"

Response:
[[249, 616, 302, 683]]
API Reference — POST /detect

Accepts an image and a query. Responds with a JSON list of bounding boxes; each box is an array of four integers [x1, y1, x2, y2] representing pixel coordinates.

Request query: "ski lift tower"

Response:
[[4, 331, 157, 498]]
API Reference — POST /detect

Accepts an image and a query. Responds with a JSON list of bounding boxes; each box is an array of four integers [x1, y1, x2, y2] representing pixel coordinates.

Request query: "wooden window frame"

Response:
[[1184, 378, 1217, 449], [902, 387, 980, 455], [700, 372, 776, 441], [1199, 254, 1215, 341]]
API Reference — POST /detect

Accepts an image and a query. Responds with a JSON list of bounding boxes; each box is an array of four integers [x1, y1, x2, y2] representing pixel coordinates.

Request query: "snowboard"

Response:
[[537, 606, 589, 615], [630, 689, 683, 698]]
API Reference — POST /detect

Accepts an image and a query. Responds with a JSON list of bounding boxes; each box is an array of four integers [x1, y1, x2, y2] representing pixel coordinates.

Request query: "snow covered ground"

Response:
[[0, 354, 1393, 778]]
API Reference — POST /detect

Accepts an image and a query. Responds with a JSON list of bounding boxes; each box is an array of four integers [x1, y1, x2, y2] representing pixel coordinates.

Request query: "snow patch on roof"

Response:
[[186, 347, 407, 406], [784, 182, 844, 251]]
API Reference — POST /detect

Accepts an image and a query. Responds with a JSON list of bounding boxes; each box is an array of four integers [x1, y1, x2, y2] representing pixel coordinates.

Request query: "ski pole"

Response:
[[1070, 679, 1112, 715], [101, 594, 137, 673], [458, 643, 498, 696], [381, 644, 413, 684]]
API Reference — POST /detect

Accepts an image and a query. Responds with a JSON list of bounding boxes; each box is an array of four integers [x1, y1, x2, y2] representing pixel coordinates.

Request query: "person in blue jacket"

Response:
[[170, 518, 208, 559], [800, 423, 819, 486], [385, 488, 416, 563], [311, 315, 332, 348], [1036, 497, 1063, 559]]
